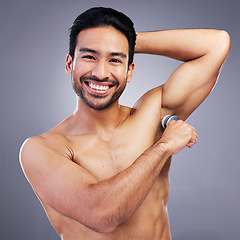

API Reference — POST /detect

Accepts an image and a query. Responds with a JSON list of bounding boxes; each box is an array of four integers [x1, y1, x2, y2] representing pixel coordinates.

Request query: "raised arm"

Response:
[[20, 121, 197, 233], [135, 29, 231, 120]]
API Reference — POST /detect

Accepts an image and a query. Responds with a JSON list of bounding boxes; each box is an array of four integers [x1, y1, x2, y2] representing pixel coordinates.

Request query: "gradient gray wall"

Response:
[[1, 0, 239, 239]]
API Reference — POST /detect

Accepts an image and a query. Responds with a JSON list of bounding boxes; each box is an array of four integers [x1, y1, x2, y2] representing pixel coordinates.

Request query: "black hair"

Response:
[[69, 7, 136, 66]]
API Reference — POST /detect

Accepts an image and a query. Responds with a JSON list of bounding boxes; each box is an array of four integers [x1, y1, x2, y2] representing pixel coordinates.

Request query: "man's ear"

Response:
[[65, 54, 73, 75], [126, 62, 135, 83]]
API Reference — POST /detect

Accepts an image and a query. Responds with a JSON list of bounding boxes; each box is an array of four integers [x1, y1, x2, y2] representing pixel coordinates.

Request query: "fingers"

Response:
[[160, 119, 198, 155], [186, 137, 197, 148], [186, 125, 198, 148], [167, 120, 198, 149]]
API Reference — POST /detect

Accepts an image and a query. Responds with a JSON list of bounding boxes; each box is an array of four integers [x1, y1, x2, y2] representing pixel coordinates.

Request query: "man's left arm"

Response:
[[135, 29, 231, 120]]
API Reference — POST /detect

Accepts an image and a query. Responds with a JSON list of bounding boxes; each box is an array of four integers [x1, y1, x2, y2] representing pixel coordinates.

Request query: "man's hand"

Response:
[[159, 120, 198, 155]]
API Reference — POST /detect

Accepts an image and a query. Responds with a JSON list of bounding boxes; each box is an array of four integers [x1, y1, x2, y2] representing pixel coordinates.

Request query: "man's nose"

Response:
[[92, 60, 110, 80]]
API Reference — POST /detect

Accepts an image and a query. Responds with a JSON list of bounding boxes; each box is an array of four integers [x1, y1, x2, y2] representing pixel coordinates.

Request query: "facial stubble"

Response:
[[72, 75, 127, 111]]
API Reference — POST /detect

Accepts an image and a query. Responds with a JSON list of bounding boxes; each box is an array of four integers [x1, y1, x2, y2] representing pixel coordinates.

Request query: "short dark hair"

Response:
[[69, 7, 136, 66]]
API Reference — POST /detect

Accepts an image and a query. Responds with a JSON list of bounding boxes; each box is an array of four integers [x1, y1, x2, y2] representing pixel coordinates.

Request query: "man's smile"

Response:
[[89, 83, 110, 91], [81, 77, 118, 96]]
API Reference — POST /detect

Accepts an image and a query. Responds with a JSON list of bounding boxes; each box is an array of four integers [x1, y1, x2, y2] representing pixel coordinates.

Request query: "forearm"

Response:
[[83, 142, 170, 233], [135, 29, 230, 61]]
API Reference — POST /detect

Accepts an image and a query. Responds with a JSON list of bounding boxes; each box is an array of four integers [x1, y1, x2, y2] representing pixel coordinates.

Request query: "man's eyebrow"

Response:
[[110, 52, 127, 59], [79, 47, 98, 54]]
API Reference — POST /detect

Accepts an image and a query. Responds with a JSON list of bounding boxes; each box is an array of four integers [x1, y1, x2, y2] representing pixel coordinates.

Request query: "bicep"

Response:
[[162, 51, 227, 120], [20, 137, 98, 223]]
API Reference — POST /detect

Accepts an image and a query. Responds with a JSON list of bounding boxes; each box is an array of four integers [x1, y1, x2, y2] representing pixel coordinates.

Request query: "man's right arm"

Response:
[[19, 121, 197, 233]]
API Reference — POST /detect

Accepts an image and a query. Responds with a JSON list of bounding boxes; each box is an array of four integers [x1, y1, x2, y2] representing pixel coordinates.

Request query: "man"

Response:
[[20, 7, 230, 240]]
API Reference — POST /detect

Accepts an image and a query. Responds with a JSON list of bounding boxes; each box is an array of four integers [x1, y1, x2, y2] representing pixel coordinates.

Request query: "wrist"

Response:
[[152, 141, 172, 159], [135, 32, 147, 53]]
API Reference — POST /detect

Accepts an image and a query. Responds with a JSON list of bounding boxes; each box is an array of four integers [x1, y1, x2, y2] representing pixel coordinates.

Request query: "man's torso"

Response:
[[38, 88, 172, 239]]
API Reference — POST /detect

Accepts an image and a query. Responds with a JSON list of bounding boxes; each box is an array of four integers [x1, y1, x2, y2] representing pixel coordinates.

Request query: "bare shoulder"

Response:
[[19, 132, 73, 178], [118, 85, 166, 142], [129, 85, 163, 120], [128, 85, 171, 127], [20, 136, 46, 166], [132, 85, 163, 112]]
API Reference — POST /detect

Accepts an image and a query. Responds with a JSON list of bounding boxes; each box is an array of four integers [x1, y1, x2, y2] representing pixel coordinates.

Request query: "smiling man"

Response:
[[69, 26, 132, 111], [19, 7, 230, 240]]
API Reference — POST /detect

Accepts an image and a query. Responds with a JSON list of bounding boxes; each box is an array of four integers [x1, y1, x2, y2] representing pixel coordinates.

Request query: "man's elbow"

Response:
[[77, 208, 121, 234], [93, 221, 118, 233], [215, 30, 231, 58], [86, 214, 120, 233]]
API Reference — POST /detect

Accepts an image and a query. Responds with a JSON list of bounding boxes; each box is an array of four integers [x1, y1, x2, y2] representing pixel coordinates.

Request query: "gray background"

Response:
[[1, 0, 239, 239]]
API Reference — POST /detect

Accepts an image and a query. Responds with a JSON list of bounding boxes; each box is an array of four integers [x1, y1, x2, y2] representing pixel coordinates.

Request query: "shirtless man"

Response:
[[19, 7, 230, 240]]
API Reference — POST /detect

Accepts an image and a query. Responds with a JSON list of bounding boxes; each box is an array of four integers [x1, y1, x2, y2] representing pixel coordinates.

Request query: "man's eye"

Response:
[[110, 58, 122, 63], [82, 55, 95, 60]]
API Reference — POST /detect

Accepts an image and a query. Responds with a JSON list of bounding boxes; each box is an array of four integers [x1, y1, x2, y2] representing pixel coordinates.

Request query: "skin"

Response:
[[20, 26, 230, 240]]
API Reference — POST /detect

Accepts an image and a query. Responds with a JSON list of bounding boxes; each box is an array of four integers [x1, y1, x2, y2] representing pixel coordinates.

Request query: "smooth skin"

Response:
[[20, 26, 230, 240]]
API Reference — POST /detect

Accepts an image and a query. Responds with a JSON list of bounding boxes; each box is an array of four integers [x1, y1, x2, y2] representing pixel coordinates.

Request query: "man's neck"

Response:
[[69, 98, 126, 139]]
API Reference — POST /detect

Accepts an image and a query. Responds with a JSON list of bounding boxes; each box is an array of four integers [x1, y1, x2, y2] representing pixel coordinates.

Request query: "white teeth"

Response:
[[89, 83, 109, 91]]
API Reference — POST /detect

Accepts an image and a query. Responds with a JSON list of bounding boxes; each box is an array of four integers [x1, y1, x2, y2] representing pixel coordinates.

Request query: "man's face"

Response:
[[66, 26, 134, 110]]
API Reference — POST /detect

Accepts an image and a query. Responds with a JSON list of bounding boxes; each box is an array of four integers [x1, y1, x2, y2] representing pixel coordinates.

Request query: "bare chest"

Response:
[[69, 132, 155, 180]]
